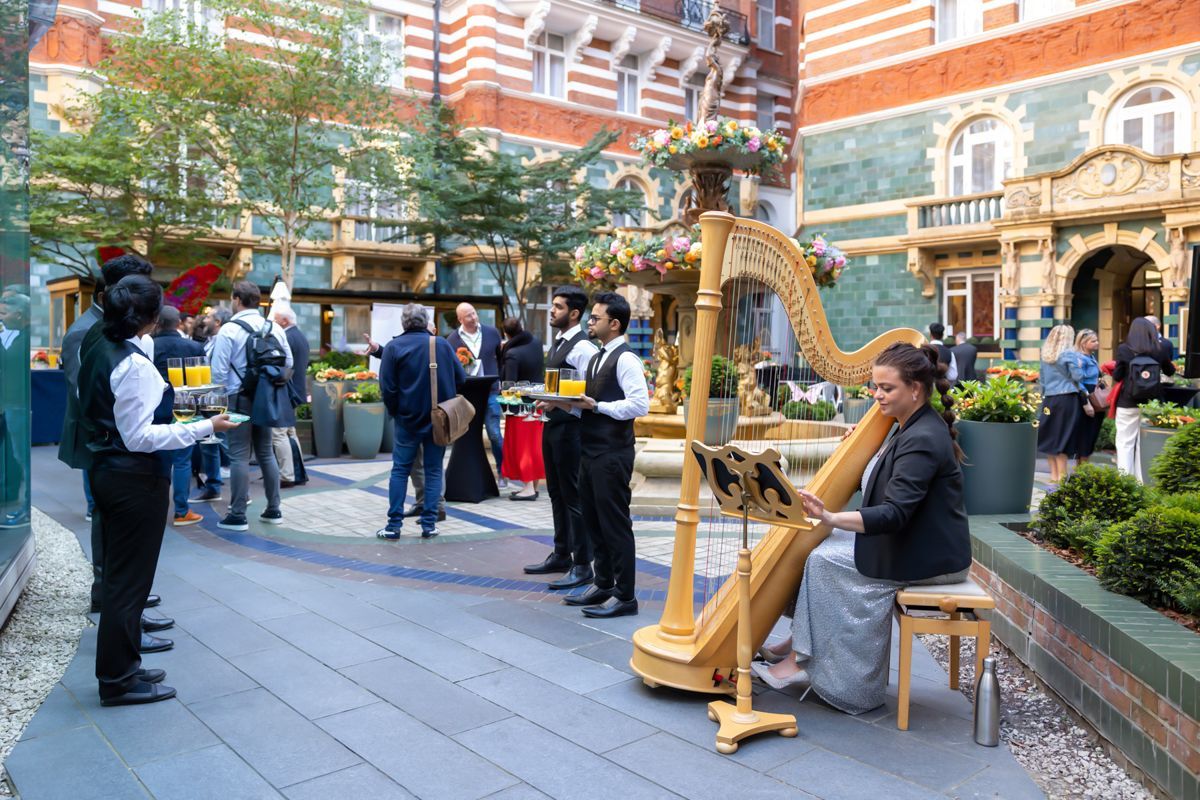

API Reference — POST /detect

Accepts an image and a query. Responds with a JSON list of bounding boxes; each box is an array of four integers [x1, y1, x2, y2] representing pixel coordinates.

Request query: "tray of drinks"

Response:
[[178, 411, 248, 424], [521, 392, 588, 404], [174, 384, 224, 394]]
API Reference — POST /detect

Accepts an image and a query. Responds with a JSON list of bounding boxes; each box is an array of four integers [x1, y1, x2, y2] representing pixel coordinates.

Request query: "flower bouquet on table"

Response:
[[635, 118, 789, 174], [456, 347, 477, 371], [571, 228, 701, 287]]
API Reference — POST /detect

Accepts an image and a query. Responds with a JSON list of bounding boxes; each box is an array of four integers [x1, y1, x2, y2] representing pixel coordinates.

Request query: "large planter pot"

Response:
[[843, 397, 875, 425], [294, 418, 315, 457], [311, 380, 346, 458], [344, 402, 386, 459], [683, 397, 740, 446], [956, 419, 1037, 515], [381, 412, 394, 453], [1138, 422, 1177, 487]]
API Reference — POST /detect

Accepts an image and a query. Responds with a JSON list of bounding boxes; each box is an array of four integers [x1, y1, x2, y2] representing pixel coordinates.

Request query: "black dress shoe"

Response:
[[403, 506, 423, 518], [139, 634, 174, 653], [524, 554, 572, 575], [145, 594, 162, 609], [581, 597, 639, 618], [100, 682, 177, 707], [563, 586, 613, 607], [137, 668, 166, 684], [141, 614, 175, 633], [548, 565, 594, 590]]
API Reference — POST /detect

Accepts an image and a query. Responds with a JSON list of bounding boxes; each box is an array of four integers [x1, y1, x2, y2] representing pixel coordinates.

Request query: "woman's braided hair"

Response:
[[874, 342, 965, 462]]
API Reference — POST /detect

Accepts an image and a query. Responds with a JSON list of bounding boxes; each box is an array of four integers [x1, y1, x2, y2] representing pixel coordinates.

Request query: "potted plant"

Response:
[[342, 382, 385, 459], [310, 365, 348, 458], [682, 355, 740, 446], [842, 384, 875, 424], [948, 375, 1040, 515], [1137, 401, 1196, 487], [294, 403, 314, 457]]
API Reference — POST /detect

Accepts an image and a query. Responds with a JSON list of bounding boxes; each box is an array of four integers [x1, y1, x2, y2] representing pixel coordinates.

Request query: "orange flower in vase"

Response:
[[456, 347, 477, 369]]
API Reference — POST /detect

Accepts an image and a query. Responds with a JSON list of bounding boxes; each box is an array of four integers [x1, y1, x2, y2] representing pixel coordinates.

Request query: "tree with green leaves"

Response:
[[393, 104, 647, 321], [102, 0, 400, 288], [30, 89, 233, 278]]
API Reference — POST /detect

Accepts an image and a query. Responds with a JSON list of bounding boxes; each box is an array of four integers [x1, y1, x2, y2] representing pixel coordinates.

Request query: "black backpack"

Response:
[[1125, 354, 1161, 402], [232, 318, 290, 400]]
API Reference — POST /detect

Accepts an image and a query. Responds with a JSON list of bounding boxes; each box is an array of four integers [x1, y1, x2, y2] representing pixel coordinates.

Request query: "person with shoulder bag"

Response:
[[1112, 317, 1177, 482], [1036, 324, 1088, 485], [377, 304, 468, 540], [1072, 329, 1107, 465]]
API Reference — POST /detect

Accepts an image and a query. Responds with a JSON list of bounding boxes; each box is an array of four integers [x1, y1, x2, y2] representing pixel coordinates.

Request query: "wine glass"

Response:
[[500, 381, 516, 415], [172, 392, 197, 424], [197, 389, 227, 444], [514, 381, 532, 417]]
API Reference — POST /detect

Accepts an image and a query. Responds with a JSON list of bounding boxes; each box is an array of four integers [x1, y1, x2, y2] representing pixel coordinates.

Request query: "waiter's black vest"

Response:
[[78, 337, 175, 476], [581, 342, 635, 454], [544, 329, 591, 425]]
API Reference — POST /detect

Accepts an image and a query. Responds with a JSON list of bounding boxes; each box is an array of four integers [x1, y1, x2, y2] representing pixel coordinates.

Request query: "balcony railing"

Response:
[[915, 192, 1005, 229], [601, 0, 751, 45]]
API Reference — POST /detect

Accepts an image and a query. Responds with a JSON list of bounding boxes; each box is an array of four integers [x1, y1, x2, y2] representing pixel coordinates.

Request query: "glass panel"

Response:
[[971, 276, 996, 337], [756, 96, 773, 131], [1123, 117, 1143, 149], [549, 53, 565, 97], [938, 0, 958, 40], [952, 165, 964, 197], [758, 6, 775, 50], [947, 294, 967, 340], [948, 276, 968, 291], [971, 140, 995, 193], [1154, 112, 1174, 155], [684, 88, 697, 122], [1128, 87, 1169, 106], [548, 33, 565, 51], [532, 49, 546, 94]]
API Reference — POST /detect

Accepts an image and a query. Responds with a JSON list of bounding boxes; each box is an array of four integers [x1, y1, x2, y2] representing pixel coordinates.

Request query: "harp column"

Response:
[[656, 210, 736, 640]]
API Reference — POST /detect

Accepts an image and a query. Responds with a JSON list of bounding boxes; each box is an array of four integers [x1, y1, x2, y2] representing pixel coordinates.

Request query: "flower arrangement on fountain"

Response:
[[571, 229, 702, 287], [635, 118, 788, 173], [796, 234, 847, 289]]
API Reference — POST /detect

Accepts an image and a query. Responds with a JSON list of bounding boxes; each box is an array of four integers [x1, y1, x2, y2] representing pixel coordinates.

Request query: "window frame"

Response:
[[948, 117, 1013, 196], [936, 0, 982, 43], [367, 11, 405, 89], [1104, 82, 1191, 156], [683, 72, 706, 123], [756, 0, 776, 51], [756, 95, 775, 132], [343, 178, 411, 244], [615, 53, 640, 115], [531, 32, 567, 98], [611, 177, 647, 229], [1019, 0, 1073, 21], [941, 269, 999, 340]]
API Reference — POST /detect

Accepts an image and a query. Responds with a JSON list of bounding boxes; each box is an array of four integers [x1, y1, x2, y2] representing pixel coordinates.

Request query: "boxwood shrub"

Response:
[[1094, 505, 1200, 608], [1032, 464, 1147, 550], [782, 400, 837, 421], [1095, 417, 1116, 451], [1148, 421, 1200, 495]]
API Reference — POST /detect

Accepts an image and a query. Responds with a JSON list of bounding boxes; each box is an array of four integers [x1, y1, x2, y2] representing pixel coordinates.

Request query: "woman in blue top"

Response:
[[1037, 324, 1092, 484], [1071, 329, 1104, 464]]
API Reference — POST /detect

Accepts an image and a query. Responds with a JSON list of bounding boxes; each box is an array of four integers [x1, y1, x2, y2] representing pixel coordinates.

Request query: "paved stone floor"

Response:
[[8, 447, 1045, 799]]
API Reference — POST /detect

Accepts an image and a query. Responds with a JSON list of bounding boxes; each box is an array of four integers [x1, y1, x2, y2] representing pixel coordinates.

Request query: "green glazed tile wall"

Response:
[[818, 252, 937, 349]]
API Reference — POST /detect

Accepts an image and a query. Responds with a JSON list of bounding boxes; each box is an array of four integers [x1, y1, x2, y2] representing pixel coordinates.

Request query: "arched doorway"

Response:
[[1069, 245, 1162, 355]]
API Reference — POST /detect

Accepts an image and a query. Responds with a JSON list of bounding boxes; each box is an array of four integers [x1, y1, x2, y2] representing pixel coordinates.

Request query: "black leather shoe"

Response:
[[581, 597, 639, 618], [548, 565, 594, 590], [524, 554, 572, 575], [563, 586, 612, 607], [141, 614, 174, 633], [100, 682, 177, 707], [139, 634, 174, 653], [137, 668, 166, 684], [403, 506, 423, 518]]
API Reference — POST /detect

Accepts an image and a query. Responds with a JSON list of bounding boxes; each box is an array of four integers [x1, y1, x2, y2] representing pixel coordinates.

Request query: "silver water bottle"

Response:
[[973, 656, 1001, 747]]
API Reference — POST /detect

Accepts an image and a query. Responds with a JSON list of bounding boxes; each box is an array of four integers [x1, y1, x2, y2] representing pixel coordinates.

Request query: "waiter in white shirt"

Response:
[[78, 276, 239, 707], [524, 287, 599, 589], [557, 292, 648, 619]]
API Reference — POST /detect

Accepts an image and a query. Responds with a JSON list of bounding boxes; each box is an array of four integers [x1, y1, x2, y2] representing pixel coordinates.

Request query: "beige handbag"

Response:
[[429, 337, 474, 446]]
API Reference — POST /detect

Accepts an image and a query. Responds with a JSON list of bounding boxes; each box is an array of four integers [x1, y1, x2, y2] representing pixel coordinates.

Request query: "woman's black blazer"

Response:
[[500, 333, 545, 383], [855, 403, 972, 582]]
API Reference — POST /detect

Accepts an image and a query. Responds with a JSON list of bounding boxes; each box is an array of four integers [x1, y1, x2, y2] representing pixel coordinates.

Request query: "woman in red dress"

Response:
[[500, 318, 546, 500]]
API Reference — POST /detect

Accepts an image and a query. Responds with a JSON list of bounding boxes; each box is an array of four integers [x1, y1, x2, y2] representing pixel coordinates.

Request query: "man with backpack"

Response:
[[210, 282, 293, 530]]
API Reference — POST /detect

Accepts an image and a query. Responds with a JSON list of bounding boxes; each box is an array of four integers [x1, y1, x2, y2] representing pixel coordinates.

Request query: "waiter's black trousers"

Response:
[[542, 420, 591, 566], [90, 470, 169, 699], [578, 449, 636, 601]]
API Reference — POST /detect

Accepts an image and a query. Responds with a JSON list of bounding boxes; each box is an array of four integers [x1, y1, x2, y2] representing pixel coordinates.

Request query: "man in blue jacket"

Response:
[[447, 303, 504, 486], [378, 304, 466, 540]]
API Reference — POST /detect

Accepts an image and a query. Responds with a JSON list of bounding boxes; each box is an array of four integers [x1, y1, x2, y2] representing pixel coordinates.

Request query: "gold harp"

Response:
[[630, 211, 923, 694]]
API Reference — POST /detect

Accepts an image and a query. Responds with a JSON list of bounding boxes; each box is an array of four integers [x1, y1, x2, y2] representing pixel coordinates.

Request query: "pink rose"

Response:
[[706, 120, 718, 134], [575, 246, 586, 260], [834, 255, 846, 267], [747, 137, 761, 152], [811, 238, 827, 256], [632, 255, 646, 271], [610, 241, 621, 254], [672, 236, 691, 254], [590, 265, 606, 279]]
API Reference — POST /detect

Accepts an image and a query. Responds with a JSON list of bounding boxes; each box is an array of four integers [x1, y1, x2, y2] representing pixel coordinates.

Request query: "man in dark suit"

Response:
[[271, 306, 309, 487], [58, 255, 167, 625], [152, 305, 206, 526], [1146, 315, 1176, 362], [927, 322, 958, 383], [951, 332, 978, 383], [447, 303, 505, 486]]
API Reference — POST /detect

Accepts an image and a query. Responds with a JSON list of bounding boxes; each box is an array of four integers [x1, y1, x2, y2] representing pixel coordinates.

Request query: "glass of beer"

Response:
[[167, 358, 185, 388], [559, 368, 585, 398], [196, 389, 227, 444], [184, 356, 204, 387], [172, 392, 196, 423], [543, 368, 559, 394]]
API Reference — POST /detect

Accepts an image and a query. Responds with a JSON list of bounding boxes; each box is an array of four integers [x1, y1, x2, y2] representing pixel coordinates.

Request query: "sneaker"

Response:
[[189, 488, 221, 504], [260, 509, 283, 525], [375, 527, 401, 540], [421, 527, 439, 539], [85, 511, 93, 522], [218, 513, 249, 531], [173, 511, 203, 527]]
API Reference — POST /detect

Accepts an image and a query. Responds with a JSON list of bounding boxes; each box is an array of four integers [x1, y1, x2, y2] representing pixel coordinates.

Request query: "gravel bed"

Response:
[[919, 634, 1154, 800], [0, 509, 92, 797]]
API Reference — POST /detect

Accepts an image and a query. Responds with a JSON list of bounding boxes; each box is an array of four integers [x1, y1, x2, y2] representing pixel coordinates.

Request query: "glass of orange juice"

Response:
[[184, 357, 203, 387], [198, 355, 212, 385], [167, 358, 185, 388], [559, 368, 585, 397]]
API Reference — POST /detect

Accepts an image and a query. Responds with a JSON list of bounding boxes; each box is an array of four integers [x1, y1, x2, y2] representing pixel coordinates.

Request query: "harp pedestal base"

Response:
[[631, 624, 735, 695], [707, 701, 797, 754]]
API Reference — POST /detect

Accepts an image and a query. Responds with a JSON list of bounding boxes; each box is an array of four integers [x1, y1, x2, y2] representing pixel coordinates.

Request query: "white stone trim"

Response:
[[611, 24, 637, 66], [567, 14, 598, 62], [1079, 56, 1200, 153], [806, 0, 926, 43], [806, 20, 934, 61], [644, 35, 671, 82], [926, 97, 1033, 196], [523, 0, 552, 47]]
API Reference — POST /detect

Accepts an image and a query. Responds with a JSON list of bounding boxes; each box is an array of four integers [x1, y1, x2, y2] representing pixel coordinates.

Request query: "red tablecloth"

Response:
[[501, 413, 545, 482]]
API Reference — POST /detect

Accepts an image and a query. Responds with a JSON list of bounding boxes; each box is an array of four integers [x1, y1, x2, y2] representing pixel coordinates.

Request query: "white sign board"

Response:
[[369, 303, 436, 371]]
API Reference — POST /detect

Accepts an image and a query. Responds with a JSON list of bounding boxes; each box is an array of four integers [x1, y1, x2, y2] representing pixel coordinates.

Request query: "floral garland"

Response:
[[572, 229, 701, 286], [635, 118, 788, 173]]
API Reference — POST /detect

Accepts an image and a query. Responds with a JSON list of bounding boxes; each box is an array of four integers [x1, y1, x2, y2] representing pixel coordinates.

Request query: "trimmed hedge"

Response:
[[782, 400, 837, 421], [1094, 505, 1200, 607], [1148, 421, 1200, 494], [1032, 464, 1148, 552]]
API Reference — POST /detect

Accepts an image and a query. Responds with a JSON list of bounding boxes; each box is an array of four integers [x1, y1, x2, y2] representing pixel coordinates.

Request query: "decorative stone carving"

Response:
[[734, 340, 773, 417], [644, 36, 671, 81], [1005, 186, 1042, 210], [678, 45, 705, 88], [1167, 227, 1189, 288], [649, 329, 681, 414], [1001, 241, 1019, 296], [906, 248, 936, 298], [722, 54, 743, 87], [1039, 237, 1056, 295], [523, 0, 552, 47], [611, 25, 638, 65], [1183, 157, 1200, 191], [1051, 150, 1170, 203], [567, 15, 598, 63], [42, 16, 103, 68]]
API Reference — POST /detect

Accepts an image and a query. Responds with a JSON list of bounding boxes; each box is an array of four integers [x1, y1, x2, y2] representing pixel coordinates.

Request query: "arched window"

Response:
[[1105, 84, 1191, 156], [948, 117, 1013, 196], [753, 202, 773, 224], [612, 178, 647, 228]]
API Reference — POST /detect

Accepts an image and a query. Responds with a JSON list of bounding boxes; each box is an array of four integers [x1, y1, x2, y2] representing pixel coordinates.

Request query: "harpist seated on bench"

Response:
[[752, 343, 972, 715]]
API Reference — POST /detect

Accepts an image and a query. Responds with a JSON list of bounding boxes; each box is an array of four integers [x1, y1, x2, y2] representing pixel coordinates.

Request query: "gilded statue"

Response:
[[695, 6, 730, 125], [649, 329, 681, 414], [734, 339, 773, 417]]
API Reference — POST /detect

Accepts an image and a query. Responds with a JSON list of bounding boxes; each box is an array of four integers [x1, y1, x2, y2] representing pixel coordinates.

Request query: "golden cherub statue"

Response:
[[649, 329, 682, 414], [734, 339, 773, 417]]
